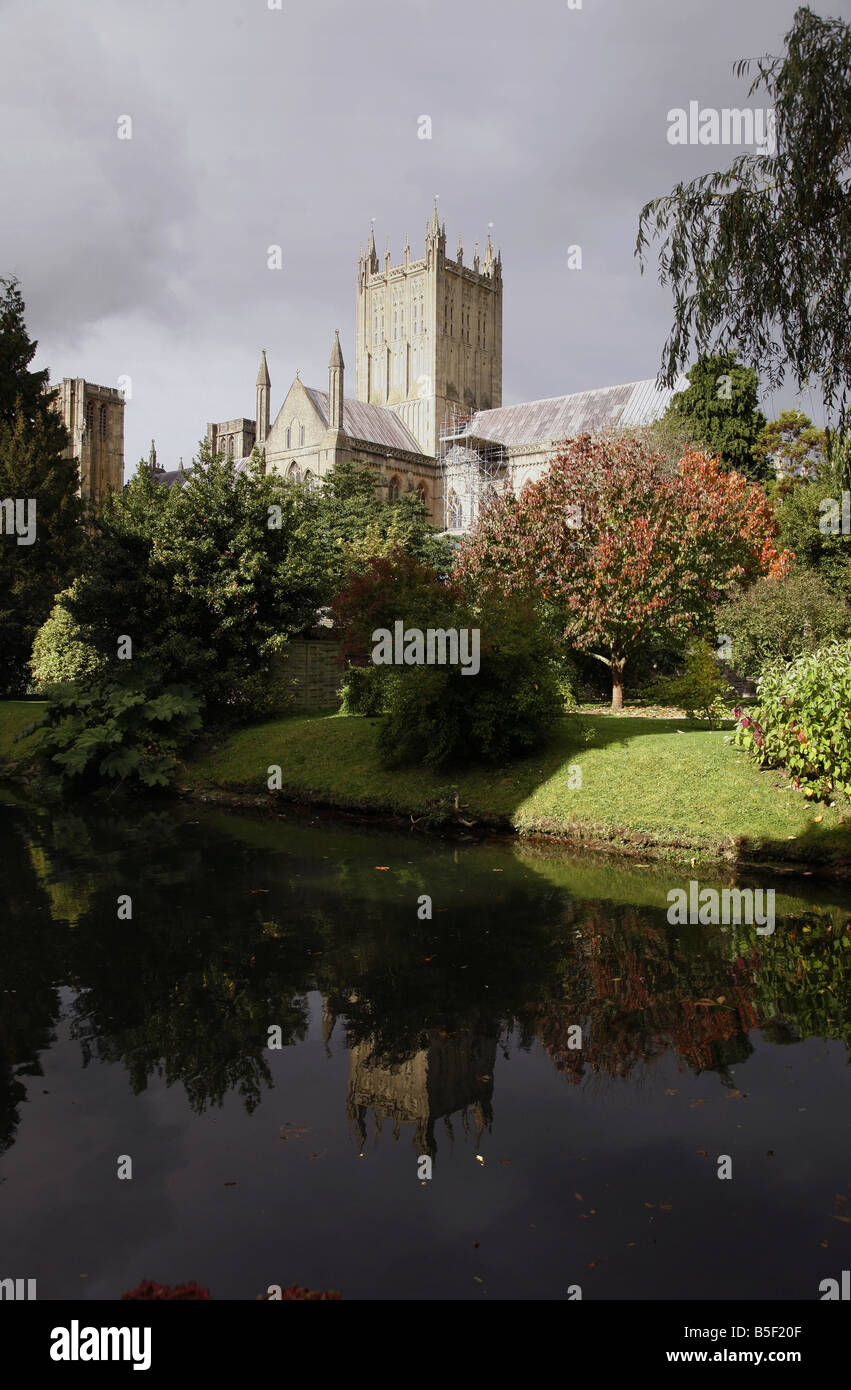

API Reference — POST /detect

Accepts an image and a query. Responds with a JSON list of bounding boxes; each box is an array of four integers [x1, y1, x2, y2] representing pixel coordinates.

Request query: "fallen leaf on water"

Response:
[[477, 1074, 491, 1081], [660, 1203, 673, 1211], [820, 1241, 829, 1248], [224, 1181, 236, 1187], [418, 955, 434, 963], [626, 1242, 636, 1248], [644, 1202, 655, 1209], [697, 1149, 707, 1157], [476, 1155, 484, 1165], [473, 1276, 483, 1283], [690, 1100, 705, 1108], [832, 1215, 851, 1225], [574, 1193, 583, 1202], [587, 1260, 601, 1269], [664, 1089, 678, 1096], [375, 866, 390, 871]]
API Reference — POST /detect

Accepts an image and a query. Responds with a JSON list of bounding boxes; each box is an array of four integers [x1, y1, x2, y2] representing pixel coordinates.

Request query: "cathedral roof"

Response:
[[303, 388, 422, 453], [467, 377, 688, 447]]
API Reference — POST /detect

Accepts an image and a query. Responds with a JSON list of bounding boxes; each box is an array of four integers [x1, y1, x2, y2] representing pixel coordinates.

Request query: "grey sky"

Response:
[[2, 0, 843, 479]]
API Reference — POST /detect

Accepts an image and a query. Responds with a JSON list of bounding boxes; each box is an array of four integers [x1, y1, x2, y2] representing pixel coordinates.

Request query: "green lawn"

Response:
[[1, 699, 847, 868], [183, 710, 851, 869], [0, 700, 45, 766]]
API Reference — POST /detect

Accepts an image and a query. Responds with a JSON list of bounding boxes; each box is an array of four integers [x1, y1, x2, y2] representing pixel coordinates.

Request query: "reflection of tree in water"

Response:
[[535, 900, 851, 1087], [0, 810, 68, 1154], [5, 793, 851, 1157]]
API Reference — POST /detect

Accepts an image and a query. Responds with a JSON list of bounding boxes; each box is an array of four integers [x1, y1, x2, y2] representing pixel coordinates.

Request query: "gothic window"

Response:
[[303, 469, 316, 491], [286, 427, 291, 448], [287, 461, 300, 482], [388, 475, 400, 501], [482, 318, 487, 350], [374, 313, 379, 345], [85, 401, 94, 436], [416, 484, 426, 505], [447, 489, 462, 529], [99, 404, 107, 439], [228, 435, 235, 457], [300, 425, 305, 447]]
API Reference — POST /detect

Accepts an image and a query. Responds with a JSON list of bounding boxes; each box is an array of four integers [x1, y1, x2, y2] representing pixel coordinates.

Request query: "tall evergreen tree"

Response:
[[636, 7, 851, 433], [0, 278, 82, 694], [664, 353, 768, 479]]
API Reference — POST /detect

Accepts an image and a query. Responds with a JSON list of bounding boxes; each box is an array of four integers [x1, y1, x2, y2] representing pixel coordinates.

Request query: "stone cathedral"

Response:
[[205, 209, 683, 533]]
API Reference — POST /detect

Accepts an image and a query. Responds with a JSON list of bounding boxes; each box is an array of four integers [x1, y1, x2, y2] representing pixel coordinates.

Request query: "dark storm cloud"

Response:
[[0, 0, 835, 474]]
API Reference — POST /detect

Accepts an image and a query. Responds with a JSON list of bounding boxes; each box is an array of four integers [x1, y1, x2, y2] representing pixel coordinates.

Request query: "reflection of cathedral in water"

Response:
[[323, 1000, 496, 1159]]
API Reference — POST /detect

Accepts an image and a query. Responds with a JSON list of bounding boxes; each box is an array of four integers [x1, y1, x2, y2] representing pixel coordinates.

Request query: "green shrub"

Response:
[[648, 639, 731, 721], [34, 674, 203, 791], [339, 663, 389, 716], [376, 593, 563, 770], [29, 583, 106, 690], [733, 640, 851, 799], [718, 571, 850, 681]]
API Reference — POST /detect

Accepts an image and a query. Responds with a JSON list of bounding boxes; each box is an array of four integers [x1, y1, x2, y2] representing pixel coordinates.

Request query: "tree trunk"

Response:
[[611, 658, 625, 711]]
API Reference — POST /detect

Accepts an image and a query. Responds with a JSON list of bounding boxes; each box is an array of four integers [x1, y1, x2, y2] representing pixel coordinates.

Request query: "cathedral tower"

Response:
[[55, 378, 125, 505], [355, 208, 502, 456]]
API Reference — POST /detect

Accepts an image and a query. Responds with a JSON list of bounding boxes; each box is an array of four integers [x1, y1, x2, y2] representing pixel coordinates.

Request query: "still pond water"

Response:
[[1, 790, 850, 1300]]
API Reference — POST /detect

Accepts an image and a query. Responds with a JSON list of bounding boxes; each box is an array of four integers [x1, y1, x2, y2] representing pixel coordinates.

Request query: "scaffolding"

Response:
[[438, 406, 508, 534]]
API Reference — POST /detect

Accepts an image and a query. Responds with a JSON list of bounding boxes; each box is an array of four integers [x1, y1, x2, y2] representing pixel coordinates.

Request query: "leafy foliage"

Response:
[[65, 447, 319, 719], [734, 640, 851, 798], [455, 434, 789, 708], [295, 458, 454, 592], [332, 551, 562, 769], [718, 570, 850, 679], [756, 409, 827, 480], [29, 583, 106, 688], [35, 674, 203, 790], [773, 480, 851, 603], [122, 1280, 211, 1301], [648, 639, 731, 722], [664, 353, 767, 478], [636, 7, 851, 430], [0, 280, 83, 694]]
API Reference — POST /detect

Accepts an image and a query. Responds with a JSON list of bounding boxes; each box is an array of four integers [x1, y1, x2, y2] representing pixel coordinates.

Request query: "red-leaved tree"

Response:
[[455, 435, 790, 709]]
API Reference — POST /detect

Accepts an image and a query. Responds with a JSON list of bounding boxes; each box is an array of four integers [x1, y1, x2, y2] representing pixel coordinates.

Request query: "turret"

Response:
[[255, 350, 270, 446], [328, 330, 344, 432]]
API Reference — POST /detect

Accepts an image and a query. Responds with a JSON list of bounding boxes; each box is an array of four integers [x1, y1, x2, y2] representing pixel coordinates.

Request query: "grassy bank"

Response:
[[184, 710, 851, 870], [0, 700, 46, 767], [1, 700, 848, 870]]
